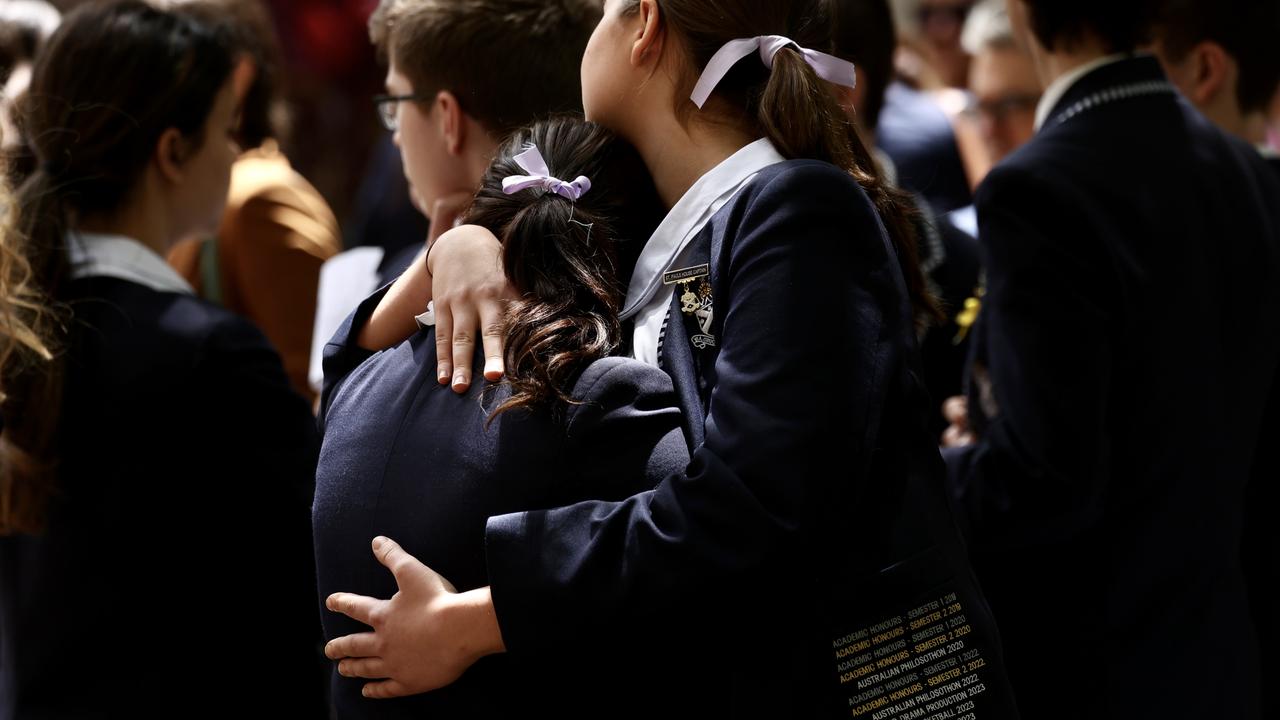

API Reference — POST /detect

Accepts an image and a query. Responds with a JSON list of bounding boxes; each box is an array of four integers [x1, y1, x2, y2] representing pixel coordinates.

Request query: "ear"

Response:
[[154, 127, 188, 184], [435, 89, 466, 156], [630, 0, 664, 70], [1190, 41, 1231, 107]]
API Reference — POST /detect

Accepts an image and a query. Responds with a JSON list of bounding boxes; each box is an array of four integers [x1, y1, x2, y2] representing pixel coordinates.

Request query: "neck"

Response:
[[1238, 111, 1269, 146], [1196, 93, 1268, 145], [462, 128, 500, 190], [631, 110, 758, 209], [1032, 36, 1114, 89], [76, 194, 173, 258]]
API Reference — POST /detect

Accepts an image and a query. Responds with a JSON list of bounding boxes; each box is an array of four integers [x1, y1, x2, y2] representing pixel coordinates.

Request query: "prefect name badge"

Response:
[[664, 264, 715, 350]]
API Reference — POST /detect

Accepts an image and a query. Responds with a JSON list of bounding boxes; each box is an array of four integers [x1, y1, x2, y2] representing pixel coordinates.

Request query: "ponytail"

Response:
[[627, 0, 944, 328], [494, 196, 623, 422], [757, 48, 943, 328], [464, 117, 664, 422]]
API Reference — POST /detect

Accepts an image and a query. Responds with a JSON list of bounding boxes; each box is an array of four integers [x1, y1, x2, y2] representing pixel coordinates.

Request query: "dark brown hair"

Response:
[[1019, 0, 1158, 54], [463, 116, 663, 420], [368, 0, 601, 136], [0, 0, 236, 534], [624, 0, 941, 326], [1154, 0, 1280, 115], [831, 0, 897, 133], [169, 0, 289, 148]]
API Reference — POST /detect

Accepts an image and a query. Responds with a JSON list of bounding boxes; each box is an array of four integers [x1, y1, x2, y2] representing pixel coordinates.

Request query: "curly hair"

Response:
[[462, 116, 663, 421], [0, 162, 61, 534]]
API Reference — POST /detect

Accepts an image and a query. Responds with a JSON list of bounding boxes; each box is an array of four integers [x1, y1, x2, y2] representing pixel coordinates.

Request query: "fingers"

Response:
[[448, 304, 478, 393], [371, 536, 426, 586], [362, 679, 415, 700], [941, 424, 974, 449], [433, 299, 453, 386], [426, 225, 509, 391], [324, 631, 380, 661], [478, 299, 507, 382], [941, 397, 975, 448], [942, 396, 969, 428], [337, 656, 387, 680], [437, 572, 458, 594], [326, 593, 382, 627]]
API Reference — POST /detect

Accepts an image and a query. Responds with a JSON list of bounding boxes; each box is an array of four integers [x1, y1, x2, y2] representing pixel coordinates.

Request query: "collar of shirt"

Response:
[[623, 138, 786, 366], [1258, 144, 1280, 160], [1034, 53, 1131, 131], [66, 231, 196, 295], [622, 138, 786, 321]]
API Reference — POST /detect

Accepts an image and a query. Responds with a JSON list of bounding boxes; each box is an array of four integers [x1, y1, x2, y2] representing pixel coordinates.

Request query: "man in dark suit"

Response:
[[1151, 4, 1280, 718], [942, 1, 1280, 717]]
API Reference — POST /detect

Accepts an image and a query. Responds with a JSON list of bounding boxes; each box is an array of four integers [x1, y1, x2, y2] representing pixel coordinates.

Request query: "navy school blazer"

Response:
[[946, 56, 1280, 719], [484, 160, 1020, 718], [0, 277, 324, 719]]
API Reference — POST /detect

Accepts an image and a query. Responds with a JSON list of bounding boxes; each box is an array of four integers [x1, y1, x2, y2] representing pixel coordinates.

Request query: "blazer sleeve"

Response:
[[944, 164, 1118, 550], [485, 163, 900, 653], [317, 283, 394, 429]]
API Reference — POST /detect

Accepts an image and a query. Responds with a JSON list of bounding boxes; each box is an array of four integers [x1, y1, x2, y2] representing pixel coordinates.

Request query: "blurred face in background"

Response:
[[918, 0, 975, 87], [968, 42, 1040, 163]]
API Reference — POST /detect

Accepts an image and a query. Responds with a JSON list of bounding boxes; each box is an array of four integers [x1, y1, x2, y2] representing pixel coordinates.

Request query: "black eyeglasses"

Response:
[[966, 93, 1041, 122], [373, 93, 426, 132]]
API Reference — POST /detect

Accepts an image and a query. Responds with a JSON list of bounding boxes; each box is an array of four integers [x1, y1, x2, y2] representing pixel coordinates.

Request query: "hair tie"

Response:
[[501, 144, 592, 201], [690, 34, 857, 109]]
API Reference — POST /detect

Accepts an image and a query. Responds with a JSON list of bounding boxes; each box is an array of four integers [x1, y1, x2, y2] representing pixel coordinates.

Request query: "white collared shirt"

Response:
[[623, 138, 787, 367], [66, 231, 195, 295], [1259, 144, 1280, 160], [1033, 53, 1130, 131]]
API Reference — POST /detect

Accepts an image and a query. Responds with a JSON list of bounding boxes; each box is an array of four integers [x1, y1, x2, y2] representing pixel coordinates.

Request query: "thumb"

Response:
[[942, 396, 969, 428], [371, 536, 456, 595]]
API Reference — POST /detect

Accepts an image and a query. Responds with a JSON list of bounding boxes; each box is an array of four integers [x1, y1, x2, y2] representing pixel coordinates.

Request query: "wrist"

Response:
[[424, 228, 459, 279], [423, 236, 442, 278], [447, 587, 505, 662]]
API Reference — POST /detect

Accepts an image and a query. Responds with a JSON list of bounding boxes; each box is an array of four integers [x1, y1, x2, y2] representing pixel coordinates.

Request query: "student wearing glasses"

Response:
[[308, 0, 600, 398], [962, 3, 1041, 171]]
